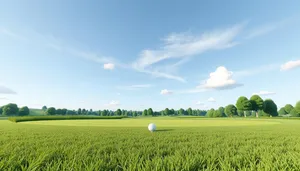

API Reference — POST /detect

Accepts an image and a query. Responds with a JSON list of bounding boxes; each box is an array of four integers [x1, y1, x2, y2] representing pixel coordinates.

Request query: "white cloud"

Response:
[[116, 84, 153, 90], [280, 60, 300, 71], [132, 23, 244, 82], [106, 100, 120, 107], [160, 89, 173, 95], [207, 97, 216, 102], [196, 101, 205, 105], [252, 91, 276, 96], [0, 85, 16, 94], [200, 66, 243, 90], [103, 63, 115, 70]]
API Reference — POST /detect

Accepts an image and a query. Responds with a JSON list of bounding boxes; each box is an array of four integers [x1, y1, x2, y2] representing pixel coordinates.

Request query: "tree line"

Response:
[[207, 95, 300, 118], [1, 95, 299, 118]]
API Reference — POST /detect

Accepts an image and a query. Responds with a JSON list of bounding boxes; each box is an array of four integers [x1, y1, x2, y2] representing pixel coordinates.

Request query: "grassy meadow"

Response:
[[1, 118, 300, 170]]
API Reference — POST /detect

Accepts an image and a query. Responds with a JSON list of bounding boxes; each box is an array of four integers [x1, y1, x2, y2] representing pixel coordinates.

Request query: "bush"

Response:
[[8, 116, 127, 123]]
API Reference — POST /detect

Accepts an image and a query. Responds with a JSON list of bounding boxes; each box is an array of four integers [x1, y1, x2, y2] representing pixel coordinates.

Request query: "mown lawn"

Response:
[[0, 118, 300, 170]]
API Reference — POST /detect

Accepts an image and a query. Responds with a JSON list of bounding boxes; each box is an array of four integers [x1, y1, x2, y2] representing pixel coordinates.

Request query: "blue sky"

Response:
[[1, 0, 300, 111]]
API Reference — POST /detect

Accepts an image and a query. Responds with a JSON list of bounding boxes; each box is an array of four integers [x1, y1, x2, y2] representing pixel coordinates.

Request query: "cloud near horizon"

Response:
[[207, 97, 216, 102], [0, 86, 17, 94], [160, 89, 173, 95], [252, 91, 276, 96]]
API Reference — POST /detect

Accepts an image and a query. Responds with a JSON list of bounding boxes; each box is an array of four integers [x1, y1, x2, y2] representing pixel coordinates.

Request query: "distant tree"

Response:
[[225, 104, 237, 117], [0, 107, 3, 115], [213, 110, 222, 117], [61, 108, 67, 115], [147, 108, 153, 116], [77, 108, 82, 115], [46, 107, 56, 115], [284, 104, 294, 114], [132, 111, 137, 117], [293, 101, 300, 117], [170, 108, 175, 115], [164, 108, 170, 116], [56, 109, 62, 115], [206, 109, 215, 117], [115, 109, 122, 116], [2, 103, 19, 116], [66, 110, 76, 115], [82, 109, 87, 115], [263, 99, 278, 117], [278, 107, 287, 116], [19, 106, 30, 116], [101, 110, 107, 116], [218, 107, 225, 117], [187, 108, 193, 116], [236, 96, 252, 117], [237, 110, 244, 117], [179, 108, 185, 115], [42, 106, 47, 111], [290, 109, 299, 117], [250, 95, 264, 117]]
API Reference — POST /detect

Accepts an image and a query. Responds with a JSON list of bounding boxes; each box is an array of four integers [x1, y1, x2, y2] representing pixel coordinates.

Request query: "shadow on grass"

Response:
[[155, 129, 174, 132]]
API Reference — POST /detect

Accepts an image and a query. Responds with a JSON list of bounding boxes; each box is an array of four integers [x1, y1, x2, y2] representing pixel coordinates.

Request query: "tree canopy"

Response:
[[2, 103, 19, 116], [284, 104, 294, 114], [263, 99, 278, 116], [19, 106, 30, 116], [250, 95, 264, 111], [225, 104, 237, 117], [46, 107, 56, 115]]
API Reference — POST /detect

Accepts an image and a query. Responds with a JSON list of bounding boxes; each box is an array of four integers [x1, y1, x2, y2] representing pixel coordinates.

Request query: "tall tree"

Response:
[[236, 96, 252, 117], [218, 107, 225, 117], [293, 101, 300, 116], [178, 108, 185, 115], [147, 108, 153, 116], [187, 108, 193, 116], [225, 104, 237, 117], [46, 107, 56, 115], [62, 108, 67, 115], [116, 109, 122, 116], [263, 99, 278, 117], [250, 95, 264, 117], [170, 108, 175, 115], [77, 108, 82, 115], [42, 106, 47, 111], [2, 103, 19, 116], [19, 106, 30, 116], [164, 108, 170, 116], [0, 107, 3, 115], [284, 104, 294, 114], [142, 109, 148, 116]]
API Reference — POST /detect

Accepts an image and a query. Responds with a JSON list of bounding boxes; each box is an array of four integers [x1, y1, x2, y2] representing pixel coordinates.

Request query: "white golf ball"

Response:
[[148, 123, 156, 132]]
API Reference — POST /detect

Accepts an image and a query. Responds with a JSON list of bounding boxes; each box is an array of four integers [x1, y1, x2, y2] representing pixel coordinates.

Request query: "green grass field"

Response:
[[1, 118, 300, 170]]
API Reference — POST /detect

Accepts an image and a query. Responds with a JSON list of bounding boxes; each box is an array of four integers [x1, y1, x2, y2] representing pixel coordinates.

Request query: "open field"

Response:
[[1, 118, 300, 170]]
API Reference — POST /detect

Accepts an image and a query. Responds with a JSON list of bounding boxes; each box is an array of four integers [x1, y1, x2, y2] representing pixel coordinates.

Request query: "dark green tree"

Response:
[[142, 109, 148, 116], [170, 108, 175, 115], [42, 106, 47, 111], [164, 108, 170, 116], [56, 109, 62, 115], [19, 106, 30, 116], [293, 101, 300, 116], [179, 108, 185, 115], [250, 95, 264, 117], [0, 107, 3, 115], [236, 96, 252, 117], [116, 109, 122, 116], [147, 108, 153, 116], [225, 104, 237, 117], [187, 108, 193, 116], [2, 103, 19, 116], [213, 110, 222, 117], [46, 107, 56, 115], [77, 108, 82, 115], [263, 99, 278, 117]]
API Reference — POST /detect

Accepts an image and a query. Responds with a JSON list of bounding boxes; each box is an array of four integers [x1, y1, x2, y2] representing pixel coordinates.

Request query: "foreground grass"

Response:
[[1, 119, 300, 170]]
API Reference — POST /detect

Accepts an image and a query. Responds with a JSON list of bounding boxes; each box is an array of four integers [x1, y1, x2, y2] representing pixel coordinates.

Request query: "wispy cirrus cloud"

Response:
[[245, 16, 296, 39], [132, 23, 245, 82], [160, 89, 173, 95]]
